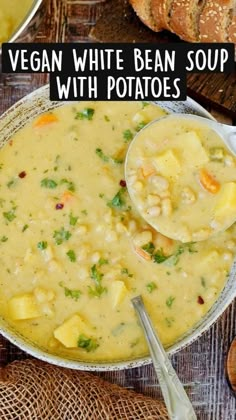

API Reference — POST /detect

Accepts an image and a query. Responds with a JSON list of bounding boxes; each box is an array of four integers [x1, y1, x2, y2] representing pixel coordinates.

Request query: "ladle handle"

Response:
[[132, 296, 197, 420]]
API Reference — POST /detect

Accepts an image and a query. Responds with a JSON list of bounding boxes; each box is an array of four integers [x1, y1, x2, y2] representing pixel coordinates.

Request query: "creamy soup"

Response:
[[0, 101, 235, 362], [0, 0, 32, 44], [126, 115, 236, 242]]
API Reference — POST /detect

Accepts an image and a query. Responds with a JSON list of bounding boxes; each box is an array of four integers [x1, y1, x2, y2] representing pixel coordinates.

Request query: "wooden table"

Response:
[[0, 1, 236, 419]]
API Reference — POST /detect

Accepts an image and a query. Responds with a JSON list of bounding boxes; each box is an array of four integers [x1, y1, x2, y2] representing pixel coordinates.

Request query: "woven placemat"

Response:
[[0, 359, 168, 419]]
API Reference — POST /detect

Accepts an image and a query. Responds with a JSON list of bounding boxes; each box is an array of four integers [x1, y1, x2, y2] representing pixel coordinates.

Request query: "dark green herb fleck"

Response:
[[123, 129, 134, 143], [146, 282, 157, 293], [59, 282, 81, 301], [107, 188, 126, 209], [1, 236, 8, 242], [98, 258, 109, 266], [37, 241, 48, 250], [66, 250, 76, 262], [3, 208, 16, 222], [142, 242, 155, 255], [69, 213, 78, 226], [166, 296, 175, 308], [75, 108, 95, 121], [53, 227, 71, 245], [22, 224, 29, 232], [77, 334, 99, 352], [41, 178, 57, 189]]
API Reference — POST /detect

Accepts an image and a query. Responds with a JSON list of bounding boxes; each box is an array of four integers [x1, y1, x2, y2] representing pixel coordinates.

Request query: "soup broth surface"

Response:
[[0, 0, 32, 43], [0, 101, 235, 362]]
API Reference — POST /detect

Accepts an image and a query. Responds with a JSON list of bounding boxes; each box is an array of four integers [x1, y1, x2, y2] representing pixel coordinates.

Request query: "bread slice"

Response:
[[170, 0, 207, 42], [151, 0, 173, 31], [129, 0, 162, 31], [228, 15, 236, 42], [199, 0, 234, 42]]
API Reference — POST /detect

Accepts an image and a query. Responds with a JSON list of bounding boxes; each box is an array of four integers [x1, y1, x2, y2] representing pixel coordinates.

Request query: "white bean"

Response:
[[149, 175, 169, 191], [133, 230, 153, 247], [181, 187, 196, 204], [161, 198, 172, 216], [146, 206, 161, 217], [147, 194, 160, 206]]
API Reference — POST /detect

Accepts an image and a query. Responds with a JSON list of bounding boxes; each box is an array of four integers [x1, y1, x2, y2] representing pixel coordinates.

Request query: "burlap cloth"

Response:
[[0, 358, 168, 419]]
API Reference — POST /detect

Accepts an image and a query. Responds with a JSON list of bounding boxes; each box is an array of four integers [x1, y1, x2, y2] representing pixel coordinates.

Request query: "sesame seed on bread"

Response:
[[129, 0, 162, 31], [170, 0, 207, 42], [228, 14, 236, 42], [199, 0, 234, 42], [151, 0, 173, 31]]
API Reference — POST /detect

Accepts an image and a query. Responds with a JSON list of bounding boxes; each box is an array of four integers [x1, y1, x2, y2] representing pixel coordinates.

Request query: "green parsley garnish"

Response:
[[142, 242, 155, 255], [7, 179, 16, 188], [37, 241, 48, 250], [104, 115, 110, 122], [60, 179, 75, 192], [95, 148, 109, 162], [146, 282, 157, 293], [77, 334, 99, 352], [98, 258, 109, 266], [69, 213, 78, 226], [136, 121, 147, 131], [141, 101, 149, 108], [66, 249, 76, 262], [3, 208, 16, 222], [41, 178, 57, 189], [88, 264, 107, 298], [121, 268, 133, 277], [153, 249, 171, 264], [59, 282, 81, 301], [123, 129, 134, 143], [166, 296, 175, 308], [75, 108, 95, 121], [22, 224, 29, 232], [53, 227, 71, 245], [1, 236, 8, 242], [107, 188, 126, 209]]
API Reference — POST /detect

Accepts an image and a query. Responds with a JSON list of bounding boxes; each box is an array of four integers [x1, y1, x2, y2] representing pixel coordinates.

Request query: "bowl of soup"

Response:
[[0, 85, 235, 371], [0, 0, 47, 47]]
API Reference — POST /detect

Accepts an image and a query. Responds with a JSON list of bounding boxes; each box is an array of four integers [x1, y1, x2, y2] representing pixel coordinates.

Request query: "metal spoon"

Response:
[[132, 295, 197, 420], [159, 114, 236, 156]]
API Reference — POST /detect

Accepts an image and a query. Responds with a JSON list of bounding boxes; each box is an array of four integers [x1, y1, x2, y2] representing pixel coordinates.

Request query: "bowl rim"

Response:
[[0, 84, 235, 371]]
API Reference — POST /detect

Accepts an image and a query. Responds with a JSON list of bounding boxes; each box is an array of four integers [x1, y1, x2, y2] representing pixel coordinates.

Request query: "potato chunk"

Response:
[[54, 314, 91, 348], [214, 182, 236, 221], [110, 281, 128, 308], [8, 293, 41, 320], [153, 149, 181, 178], [181, 132, 209, 166]]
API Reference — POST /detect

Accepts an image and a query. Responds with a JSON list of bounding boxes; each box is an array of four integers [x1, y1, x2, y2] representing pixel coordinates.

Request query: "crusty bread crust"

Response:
[[129, 0, 162, 31], [199, 0, 234, 42], [170, 0, 207, 42], [151, 0, 173, 30], [228, 15, 236, 42]]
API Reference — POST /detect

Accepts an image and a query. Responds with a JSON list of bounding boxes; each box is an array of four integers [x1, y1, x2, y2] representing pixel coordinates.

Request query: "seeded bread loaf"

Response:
[[151, 0, 173, 31], [199, 0, 234, 42], [129, 0, 162, 31], [170, 0, 207, 42], [229, 15, 236, 42], [129, 0, 236, 43]]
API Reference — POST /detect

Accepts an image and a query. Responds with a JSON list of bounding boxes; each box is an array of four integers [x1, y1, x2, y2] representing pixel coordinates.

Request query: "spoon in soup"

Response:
[[132, 295, 197, 420], [125, 114, 236, 243]]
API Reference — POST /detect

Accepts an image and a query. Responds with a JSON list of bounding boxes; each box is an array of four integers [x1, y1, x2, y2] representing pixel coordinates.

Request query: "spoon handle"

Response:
[[132, 296, 197, 420]]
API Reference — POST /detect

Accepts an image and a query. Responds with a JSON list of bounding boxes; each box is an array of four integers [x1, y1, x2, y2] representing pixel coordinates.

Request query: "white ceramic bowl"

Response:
[[0, 85, 235, 371]]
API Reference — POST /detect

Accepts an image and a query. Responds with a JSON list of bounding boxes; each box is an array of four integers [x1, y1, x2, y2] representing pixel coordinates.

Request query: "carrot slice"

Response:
[[141, 164, 156, 178], [34, 113, 58, 127], [199, 169, 220, 194], [61, 191, 74, 204], [134, 246, 151, 261]]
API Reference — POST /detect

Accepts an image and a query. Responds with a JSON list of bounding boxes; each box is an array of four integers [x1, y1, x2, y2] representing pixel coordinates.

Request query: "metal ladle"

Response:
[[132, 295, 197, 420]]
